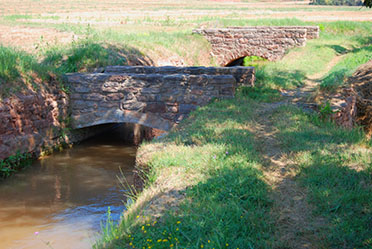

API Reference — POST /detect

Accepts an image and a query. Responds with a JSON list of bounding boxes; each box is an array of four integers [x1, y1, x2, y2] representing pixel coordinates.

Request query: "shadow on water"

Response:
[[0, 124, 137, 249]]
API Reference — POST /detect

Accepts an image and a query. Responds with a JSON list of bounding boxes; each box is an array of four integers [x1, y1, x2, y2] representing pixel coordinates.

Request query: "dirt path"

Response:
[[252, 104, 326, 249], [250, 55, 345, 248], [280, 54, 346, 107]]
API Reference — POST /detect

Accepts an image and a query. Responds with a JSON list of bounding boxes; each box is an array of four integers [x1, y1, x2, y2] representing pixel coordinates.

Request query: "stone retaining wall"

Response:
[[0, 91, 116, 161], [193, 26, 320, 66], [0, 91, 68, 160]]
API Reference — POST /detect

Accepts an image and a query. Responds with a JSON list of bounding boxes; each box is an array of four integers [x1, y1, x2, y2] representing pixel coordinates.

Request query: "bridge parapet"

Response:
[[103, 65, 255, 87], [67, 72, 236, 131]]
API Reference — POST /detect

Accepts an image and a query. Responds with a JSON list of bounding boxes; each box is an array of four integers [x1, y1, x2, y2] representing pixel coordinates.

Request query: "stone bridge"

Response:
[[193, 26, 319, 66], [66, 66, 254, 131]]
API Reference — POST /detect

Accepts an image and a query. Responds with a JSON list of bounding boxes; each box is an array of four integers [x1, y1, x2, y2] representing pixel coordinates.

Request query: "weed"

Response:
[[318, 101, 334, 121], [0, 151, 33, 179]]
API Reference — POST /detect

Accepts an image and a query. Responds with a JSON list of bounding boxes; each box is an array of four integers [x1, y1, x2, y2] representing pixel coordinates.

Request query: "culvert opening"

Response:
[[225, 56, 268, 67], [75, 123, 167, 146]]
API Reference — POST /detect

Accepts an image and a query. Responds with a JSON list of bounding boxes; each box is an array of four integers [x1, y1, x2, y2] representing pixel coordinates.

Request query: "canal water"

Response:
[[0, 127, 136, 249]]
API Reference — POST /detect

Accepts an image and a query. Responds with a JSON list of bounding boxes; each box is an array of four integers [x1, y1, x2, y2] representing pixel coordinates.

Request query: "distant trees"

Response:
[[311, 0, 363, 6], [364, 0, 372, 7], [310, 0, 371, 7]]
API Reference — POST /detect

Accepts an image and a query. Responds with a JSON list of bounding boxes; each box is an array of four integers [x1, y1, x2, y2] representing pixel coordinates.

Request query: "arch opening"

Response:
[[225, 56, 268, 67], [74, 122, 167, 145]]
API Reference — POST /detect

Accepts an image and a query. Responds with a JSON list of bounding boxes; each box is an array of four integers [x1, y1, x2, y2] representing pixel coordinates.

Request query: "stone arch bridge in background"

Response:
[[193, 26, 320, 66]]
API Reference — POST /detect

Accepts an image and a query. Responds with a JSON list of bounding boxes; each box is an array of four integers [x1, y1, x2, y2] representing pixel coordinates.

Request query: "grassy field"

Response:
[[1, 0, 372, 248]]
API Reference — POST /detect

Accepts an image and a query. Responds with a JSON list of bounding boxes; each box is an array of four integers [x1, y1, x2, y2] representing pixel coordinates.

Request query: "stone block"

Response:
[[143, 102, 166, 113], [179, 104, 197, 114]]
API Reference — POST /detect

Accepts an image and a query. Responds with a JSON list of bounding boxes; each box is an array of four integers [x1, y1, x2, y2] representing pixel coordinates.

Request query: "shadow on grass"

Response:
[[325, 44, 349, 55], [120, 166, 273, 249], [238, 67, 307, 102], [256, 68, 306, 89], [353, 36, 372, 47], [272, 105, 372, 248], [295, 153, 372, 248]]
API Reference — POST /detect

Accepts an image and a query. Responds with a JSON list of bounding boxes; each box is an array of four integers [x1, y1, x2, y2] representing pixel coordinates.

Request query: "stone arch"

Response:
[[72, 109, 174, 131], [222, 48, 271, 67]]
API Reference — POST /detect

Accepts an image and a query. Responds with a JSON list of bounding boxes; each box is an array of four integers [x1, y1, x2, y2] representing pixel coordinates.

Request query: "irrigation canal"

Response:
[[0, 127, 136, 249]]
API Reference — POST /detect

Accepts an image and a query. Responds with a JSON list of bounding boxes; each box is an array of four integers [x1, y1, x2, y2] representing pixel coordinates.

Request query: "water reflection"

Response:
[[0, 129, 136, 249]]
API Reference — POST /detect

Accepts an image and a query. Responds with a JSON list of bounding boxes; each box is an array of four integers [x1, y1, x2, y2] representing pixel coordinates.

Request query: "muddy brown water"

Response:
[[0, 128, 136, 249]]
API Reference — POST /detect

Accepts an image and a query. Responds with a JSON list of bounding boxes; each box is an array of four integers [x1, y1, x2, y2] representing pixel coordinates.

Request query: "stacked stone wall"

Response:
[[0, 91, 68, 160], [104, 66, 255, 87]]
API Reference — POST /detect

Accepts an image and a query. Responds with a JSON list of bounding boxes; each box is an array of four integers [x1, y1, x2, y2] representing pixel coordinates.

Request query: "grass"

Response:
[[239, 20, 372, 100], [320, 44, 372, 91], [0, 38, 144, 97], [41, 38, 143, 73], [0, 45, 51, 96], [96, 98, 275, 249], [96, 96, 371, 249], [272, 105, 372, 248]]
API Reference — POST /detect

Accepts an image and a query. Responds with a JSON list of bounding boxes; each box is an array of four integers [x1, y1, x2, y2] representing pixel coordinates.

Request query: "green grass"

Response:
[[96, 96, 371, 249], [236, 20, 372, 101], [96, 98, 275, 249], [0, 39, 142, 97], [42, 38, 142, 73], [0, 45, 52, 95], [320, 44, 372, 91], [3, 14, 33, 21], [272, 105, 372, 248]]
